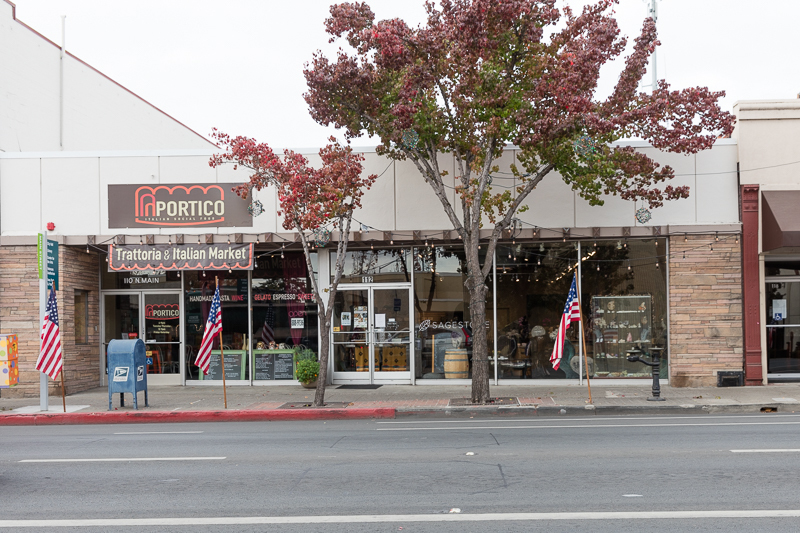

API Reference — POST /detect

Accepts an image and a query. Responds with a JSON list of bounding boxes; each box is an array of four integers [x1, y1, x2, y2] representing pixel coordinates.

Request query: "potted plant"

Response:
[[295, 358, 320, 389]]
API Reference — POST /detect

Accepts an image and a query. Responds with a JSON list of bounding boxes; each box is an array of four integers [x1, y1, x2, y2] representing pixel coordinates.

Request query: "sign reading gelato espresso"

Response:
[[108, 183, 252, 228], [108, 243, 254, 271]]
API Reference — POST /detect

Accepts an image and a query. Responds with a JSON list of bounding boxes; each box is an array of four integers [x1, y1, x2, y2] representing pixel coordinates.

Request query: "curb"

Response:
[[0, 408, 396, 426]]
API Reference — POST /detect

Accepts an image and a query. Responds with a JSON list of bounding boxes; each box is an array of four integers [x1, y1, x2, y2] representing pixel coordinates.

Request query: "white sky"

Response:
[[10, 0, 799, 149]]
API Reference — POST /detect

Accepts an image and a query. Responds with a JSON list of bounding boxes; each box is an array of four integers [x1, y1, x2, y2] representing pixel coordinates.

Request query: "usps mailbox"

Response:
[[107, 339, 149, 410]]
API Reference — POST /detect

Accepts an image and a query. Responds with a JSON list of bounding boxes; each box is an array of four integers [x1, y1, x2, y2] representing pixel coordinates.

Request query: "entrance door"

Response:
[[331, 286, 412, 384], [103, 291, 182, 385]]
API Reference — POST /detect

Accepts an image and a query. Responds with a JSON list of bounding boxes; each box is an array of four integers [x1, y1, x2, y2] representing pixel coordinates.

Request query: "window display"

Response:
[[591, 295, 653, 378]]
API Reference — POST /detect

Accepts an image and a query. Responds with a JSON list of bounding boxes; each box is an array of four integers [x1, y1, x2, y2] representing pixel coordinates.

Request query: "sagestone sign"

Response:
[[108, 243, 254, 271], [108, 183, 252, 228]]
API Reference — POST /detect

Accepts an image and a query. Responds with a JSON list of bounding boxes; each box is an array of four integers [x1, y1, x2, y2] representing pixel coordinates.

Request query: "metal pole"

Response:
[[39, 230, 48, 412], [216, 276, 227, 409], [577, 242, 582, 385], [492, 250, 498, 384], [650, 0, 658, 93]]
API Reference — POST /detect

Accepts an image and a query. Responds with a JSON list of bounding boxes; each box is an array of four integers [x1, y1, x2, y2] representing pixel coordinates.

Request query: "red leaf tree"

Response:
[[304, 0, 735, 403], [211, 132, 377, 406]]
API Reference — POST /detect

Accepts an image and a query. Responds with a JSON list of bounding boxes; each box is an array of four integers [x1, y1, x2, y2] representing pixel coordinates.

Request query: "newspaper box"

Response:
[[107, 339, 148, 410]]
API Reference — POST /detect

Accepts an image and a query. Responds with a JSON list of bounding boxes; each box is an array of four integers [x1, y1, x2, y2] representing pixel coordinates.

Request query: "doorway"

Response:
[[102, 291, 182, 385], [331, 285, 412, 384]]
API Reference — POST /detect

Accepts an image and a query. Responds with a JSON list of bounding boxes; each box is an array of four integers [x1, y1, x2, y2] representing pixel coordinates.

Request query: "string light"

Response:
[[256, 235, 260, 244], [168, 236, 172, 245], [86, 245, 89, 253], [198, 235, 202, 245], [715, 231, 719, 242], [655, 262, 660, 270], [735, 235, 739, 244], [227, 235, 231, 245], [139, 235, 143, 246]]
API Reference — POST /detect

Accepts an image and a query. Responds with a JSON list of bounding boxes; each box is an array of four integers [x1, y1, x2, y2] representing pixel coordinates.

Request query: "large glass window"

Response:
[[413, 245, 492, 380], [252, 252, 319, 380], [494, 242, 578, 379], [184, 271, 249, 380], [581, 239, 668, 379]]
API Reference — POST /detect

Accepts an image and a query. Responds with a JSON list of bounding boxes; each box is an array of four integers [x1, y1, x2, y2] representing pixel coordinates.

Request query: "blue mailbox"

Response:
[[107, 339, 149, 410]]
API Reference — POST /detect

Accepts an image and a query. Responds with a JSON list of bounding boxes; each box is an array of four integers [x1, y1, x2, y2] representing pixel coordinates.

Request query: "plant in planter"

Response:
[[295, 358, 320, 388]]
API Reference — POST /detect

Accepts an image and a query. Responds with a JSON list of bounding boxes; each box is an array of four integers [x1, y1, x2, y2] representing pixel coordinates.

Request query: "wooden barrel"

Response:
[[444, 349, 469, 379]]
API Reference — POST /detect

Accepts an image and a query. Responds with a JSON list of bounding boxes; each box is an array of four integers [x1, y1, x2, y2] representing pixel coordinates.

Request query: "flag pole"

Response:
[[575, 273, 593, 404], [59, 367, 66, 412], [216, 276, 227, 409]]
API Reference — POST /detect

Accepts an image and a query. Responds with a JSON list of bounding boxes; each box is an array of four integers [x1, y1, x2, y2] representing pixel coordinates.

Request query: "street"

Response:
[[3, 413, 800, 532]]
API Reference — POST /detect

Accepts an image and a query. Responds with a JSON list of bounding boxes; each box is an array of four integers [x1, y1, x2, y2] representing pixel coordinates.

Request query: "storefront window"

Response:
[[184, 271, 249, 380], [494, 242, 578, 379], [102, 269, 181, 289], [413, 245, 492, 380], [581, 239, 668, 378], [331, 249, 412, 284], [252, 252, 319, 380]]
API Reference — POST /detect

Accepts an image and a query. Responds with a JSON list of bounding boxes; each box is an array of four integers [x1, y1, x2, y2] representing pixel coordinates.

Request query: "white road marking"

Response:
[[623, 494, 643, 497], [378, 421, 800, 431], [3, 510, 800, 527], [731, 449, 800, 453], [19, 457, 225, 463], [378, 414, 800, 424], [113, 431, 203, 435]]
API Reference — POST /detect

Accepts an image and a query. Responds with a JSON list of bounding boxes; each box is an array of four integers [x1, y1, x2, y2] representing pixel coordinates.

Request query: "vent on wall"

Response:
[[717, 371, 744, 387]]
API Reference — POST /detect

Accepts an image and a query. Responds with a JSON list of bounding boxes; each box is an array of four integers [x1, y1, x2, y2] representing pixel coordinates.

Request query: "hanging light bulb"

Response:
[[227, 235, 231, 245], [715, 232, 719, 242], [281, 245, 285, 259], [424, 239, 428, 247], [655, 262, 659, 270], [508, 252, 512, 259], [684, 234, 688, 242], [202, 270, 206, 277], [371, 243, 374, 250], [627, 262, 631, 271], [86, 245, 90, 253], [524, 256, 529, 262], [256, 235, 260, 244], [229, 268, 232, 273], [597, 264, 600, 271], [683, 251, 686, 260], [512, 239, 516, 245], [516, 274, 520, 282], [390, 239, 394, 245], [537, 258, 541, 265], [593, 241, 597, 247], [139, 235, 143, 246], [198, 235, 202, 245], [168, 236, 172, 245], [735, 235, 739, 244]]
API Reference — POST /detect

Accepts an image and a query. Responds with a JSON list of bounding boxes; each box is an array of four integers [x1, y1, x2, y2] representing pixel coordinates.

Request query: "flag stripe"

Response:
[[36, 288, 63, 380], [194, 286, 222, 375], [550, 274, 580, 371]]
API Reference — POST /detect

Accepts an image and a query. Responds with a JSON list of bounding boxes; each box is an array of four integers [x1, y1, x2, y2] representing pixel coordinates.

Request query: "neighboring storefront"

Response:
[[735, 99, 800, 385]]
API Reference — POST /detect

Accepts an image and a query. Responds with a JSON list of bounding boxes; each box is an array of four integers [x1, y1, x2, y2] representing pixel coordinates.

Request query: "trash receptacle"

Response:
[[107, 339, 148, 410]]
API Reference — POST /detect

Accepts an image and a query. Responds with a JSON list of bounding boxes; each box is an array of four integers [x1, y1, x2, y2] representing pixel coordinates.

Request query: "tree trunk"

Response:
[[313, 311, 332, 407], [465, 240, 491, 404]]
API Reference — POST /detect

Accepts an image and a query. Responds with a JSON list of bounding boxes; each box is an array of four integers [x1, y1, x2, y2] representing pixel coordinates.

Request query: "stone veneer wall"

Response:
[[669, 234, 743, 387], [0, 245, 99, 398]]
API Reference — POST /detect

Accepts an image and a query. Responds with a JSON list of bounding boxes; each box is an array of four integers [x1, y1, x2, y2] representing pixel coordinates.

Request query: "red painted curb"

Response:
[[0, 408, 396, 426]]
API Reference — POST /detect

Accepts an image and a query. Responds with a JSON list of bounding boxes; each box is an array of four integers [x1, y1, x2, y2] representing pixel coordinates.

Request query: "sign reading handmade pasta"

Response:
[[108, 243, 254, 271], [108, 183, 252, 228]]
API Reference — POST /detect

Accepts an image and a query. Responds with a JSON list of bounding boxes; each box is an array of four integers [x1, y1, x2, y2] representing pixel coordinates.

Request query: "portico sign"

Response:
[[108, 183, 252, 228]]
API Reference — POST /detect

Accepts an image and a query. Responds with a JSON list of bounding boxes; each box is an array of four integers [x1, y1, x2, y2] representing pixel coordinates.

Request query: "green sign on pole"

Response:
[[37, 234, 44, 280], [47, 240, 59, 291]]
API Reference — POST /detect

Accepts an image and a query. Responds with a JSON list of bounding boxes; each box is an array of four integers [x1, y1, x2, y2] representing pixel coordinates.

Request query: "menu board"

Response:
[[253, 350, 295, 380], [202, 350, 246, 381]]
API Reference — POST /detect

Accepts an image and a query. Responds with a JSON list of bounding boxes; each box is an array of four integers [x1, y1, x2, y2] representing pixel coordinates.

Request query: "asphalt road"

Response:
[[3, 413, 800, 532]]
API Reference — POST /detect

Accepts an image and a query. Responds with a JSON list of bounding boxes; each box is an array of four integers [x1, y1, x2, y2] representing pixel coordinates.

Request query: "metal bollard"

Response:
[[626, 346, 665, 401]]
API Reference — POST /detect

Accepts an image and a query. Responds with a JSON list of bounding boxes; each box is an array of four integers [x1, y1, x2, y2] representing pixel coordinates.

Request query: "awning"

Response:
[[762, 191, 800, 251]]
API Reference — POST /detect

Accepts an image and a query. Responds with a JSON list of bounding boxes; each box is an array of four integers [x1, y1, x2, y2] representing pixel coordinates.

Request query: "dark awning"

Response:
[[762, 191, 800, 251]]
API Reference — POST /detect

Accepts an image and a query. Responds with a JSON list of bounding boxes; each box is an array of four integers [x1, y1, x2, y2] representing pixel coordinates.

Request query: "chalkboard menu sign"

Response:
[[253, 350, 295, 380], [201, 350, 246, 381]]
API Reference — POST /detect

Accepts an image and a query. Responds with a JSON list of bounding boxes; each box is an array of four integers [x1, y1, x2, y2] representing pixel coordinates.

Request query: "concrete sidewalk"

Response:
[[2, 382, 799, 425]]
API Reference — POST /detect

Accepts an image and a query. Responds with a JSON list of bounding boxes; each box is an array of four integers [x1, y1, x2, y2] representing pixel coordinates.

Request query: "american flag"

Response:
[[36, 288, 63, 380], [194, 285, 222, 375], [550, 273, 581, 371], [261, 304, 275, 344]]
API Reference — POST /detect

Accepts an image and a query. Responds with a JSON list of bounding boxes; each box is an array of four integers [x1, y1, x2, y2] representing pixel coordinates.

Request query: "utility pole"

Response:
[[648, 0, 658, 94]]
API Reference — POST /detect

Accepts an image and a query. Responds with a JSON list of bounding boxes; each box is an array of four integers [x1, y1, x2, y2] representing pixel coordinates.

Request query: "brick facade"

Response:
[[669, 235, 743, 387], [0, 245, 99, 398]]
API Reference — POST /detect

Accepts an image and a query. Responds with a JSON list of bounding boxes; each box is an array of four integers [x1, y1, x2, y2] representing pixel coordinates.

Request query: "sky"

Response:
[[10, 0, 799, 149]]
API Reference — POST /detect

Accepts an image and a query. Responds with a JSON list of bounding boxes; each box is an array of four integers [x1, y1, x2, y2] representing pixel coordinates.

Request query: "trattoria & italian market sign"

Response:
[[108, 243, 254, 271]]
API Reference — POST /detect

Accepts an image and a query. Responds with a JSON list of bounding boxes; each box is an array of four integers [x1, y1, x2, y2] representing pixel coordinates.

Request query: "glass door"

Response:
[[372, 287, 411, 381], [143, 293, 182, 376], [331, 286, 412, 384], [766, 279, 800, 377], [103, 293, 141, 377]]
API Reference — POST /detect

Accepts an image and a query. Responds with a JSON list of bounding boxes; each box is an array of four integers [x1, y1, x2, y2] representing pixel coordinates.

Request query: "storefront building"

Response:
[[735, 99, 800, 385], [0, 1, 745, 395]]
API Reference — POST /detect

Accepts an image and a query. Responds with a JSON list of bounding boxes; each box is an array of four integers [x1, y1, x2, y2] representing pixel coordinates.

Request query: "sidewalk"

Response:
[[2, 382, 800, 425]]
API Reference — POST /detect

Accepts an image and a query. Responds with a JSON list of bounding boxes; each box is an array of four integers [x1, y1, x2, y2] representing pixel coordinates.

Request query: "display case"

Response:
[[590, 295, 653, 378]]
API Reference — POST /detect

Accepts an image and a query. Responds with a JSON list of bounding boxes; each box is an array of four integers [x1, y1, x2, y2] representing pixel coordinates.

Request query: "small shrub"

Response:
[[295, 358, 320, 384]]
